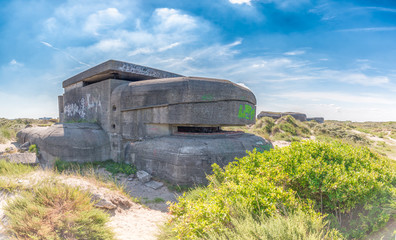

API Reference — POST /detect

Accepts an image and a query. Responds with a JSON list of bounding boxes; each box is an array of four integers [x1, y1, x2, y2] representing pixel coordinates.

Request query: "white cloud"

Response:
[[128, 48, 154, 56], [337, 27, 396, 32], [84, 8, 126, 35], [321, 71, 389, 86], [94, 39, 128, 52], [153, 8, 197, 32], [229, 0, 252, 6], [9, 59, 23, 67], [158, 42, 181, 52], [284, 50, 305, 56], [236, 82, 250, 90], [272, 91, 394, 105]]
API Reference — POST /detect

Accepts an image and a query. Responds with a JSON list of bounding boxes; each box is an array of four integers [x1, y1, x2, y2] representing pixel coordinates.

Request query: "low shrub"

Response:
[[28, 144, 38, 154], [164, 140, 395, 239]]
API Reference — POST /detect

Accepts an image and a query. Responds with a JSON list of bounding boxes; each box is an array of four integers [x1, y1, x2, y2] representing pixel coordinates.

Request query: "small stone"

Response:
[[92, 193, 117, 210], [145, 181, 164, 190], [127, 178, 134, 181], [116, 173, 127, 179], [20, 142, 31, 151], [136, 170, 151, 183]]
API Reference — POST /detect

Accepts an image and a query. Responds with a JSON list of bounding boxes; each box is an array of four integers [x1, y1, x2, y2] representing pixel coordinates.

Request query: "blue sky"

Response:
[[1, 0, 396, 121]]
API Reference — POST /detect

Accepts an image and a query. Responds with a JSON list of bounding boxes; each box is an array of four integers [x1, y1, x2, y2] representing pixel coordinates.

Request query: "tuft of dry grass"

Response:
[[4, 180, 114, 240]]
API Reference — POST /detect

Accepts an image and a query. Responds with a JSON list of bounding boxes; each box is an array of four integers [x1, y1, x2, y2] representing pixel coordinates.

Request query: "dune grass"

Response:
[[0, 159, 36, 177], [4, 180, 114, 240]]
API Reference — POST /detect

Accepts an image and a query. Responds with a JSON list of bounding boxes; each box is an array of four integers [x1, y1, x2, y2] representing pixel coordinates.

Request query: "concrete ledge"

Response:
[[1, 152, 39, 165], [63, 60, 183, 88]]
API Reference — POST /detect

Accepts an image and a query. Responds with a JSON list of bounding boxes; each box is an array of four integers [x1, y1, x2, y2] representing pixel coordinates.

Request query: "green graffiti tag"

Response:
[[201, 94, 214, 101], [238, 104, 255, 120], [255, 144, 272, 153]]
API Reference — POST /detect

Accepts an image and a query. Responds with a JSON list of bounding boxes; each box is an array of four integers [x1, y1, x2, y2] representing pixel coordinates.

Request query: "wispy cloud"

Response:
[[357, 7, 396, 13], [40, 41, 90, 67], [229, 0, 252, 6], [337, 27, 396, 32], [284, 50, 305, 56], [9, 59, 23, 67], [271, 91, 394, 105]]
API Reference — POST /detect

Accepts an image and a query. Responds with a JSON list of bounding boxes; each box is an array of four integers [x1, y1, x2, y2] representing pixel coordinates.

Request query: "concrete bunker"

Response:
[[18, 60, 272, 185]]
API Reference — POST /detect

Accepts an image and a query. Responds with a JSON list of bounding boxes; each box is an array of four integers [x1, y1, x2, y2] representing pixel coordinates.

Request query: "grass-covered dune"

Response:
[[161, 140, 396, 239], [0, 118, 56, 144]]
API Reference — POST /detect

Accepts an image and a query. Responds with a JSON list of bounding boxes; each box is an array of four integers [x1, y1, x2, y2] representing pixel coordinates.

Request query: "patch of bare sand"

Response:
[[272, 140, 291, 148], [108, 205, 168, 240], [0, 142, 19, 154]]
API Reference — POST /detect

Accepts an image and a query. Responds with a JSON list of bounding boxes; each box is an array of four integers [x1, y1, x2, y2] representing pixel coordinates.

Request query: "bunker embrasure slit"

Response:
[[177, 126, 221, 133]]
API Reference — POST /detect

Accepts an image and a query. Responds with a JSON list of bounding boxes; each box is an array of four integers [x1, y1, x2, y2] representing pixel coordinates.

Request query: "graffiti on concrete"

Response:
[[201, 94, 214, 101], [255, 141, 272, 153], [64, 98, 86, 118], [86, 94, 102, 112], [64, 94, 102, 119], [238, 104, 255, 120]]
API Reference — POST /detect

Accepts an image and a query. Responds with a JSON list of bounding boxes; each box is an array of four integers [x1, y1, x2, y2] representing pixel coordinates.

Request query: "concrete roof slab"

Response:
[[63, 60, 183, 88]]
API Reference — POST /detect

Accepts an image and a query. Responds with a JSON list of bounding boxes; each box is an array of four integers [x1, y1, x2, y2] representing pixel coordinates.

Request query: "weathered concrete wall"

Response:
[[62, 79, 128, 132], [108, 77, 257, 161], [17, 123, 110, 167], [125, 133, 272, 185], [306, 117, 324, 123]]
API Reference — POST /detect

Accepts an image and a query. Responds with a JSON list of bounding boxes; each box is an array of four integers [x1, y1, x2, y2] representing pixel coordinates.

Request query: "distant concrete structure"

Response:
[[306, 117, 324, 124], [258, 111, 324, 123], [18, 60, 272, 185]]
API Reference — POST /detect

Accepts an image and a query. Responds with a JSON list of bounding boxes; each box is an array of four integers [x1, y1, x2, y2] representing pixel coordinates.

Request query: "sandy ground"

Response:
[[108, 205, 168, 240], [0, 141, 19, 153], [271, 140, 291, 148]]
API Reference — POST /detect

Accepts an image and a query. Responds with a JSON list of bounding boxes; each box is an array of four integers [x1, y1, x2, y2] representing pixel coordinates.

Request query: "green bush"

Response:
[[28, 144, 38, 154], [164, 140, 395, 239]]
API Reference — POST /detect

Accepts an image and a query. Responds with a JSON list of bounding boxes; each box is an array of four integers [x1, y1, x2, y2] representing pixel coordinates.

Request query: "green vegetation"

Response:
[[55, 159, 137, 176], [0, 118, 56, 143], [204, 210, 342, 240], [4, 181, 114, 240], [253, 115, 311, 142], [312, 121, 370, 146], [162, 141, 396, 239], [0, 159, 36, 176], [28, 144, 38, 154]]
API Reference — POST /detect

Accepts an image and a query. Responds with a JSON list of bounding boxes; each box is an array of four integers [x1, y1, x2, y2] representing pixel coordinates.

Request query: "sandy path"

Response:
[[108, 205, 168, 240], [0, 142, 17, 153]]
